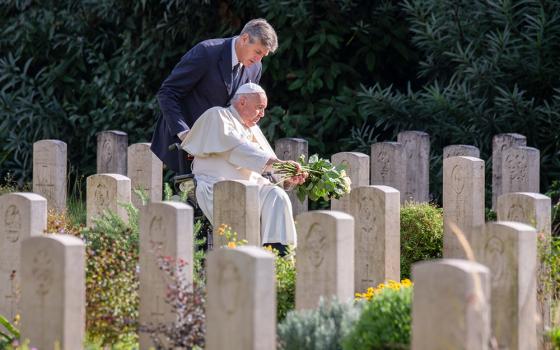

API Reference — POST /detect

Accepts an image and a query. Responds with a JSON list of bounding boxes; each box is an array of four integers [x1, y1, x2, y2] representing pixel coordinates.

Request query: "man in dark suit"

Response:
[[151, 18, 278, 173]]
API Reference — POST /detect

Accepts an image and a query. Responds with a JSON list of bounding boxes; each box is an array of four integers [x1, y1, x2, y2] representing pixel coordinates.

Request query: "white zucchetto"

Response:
[[235, 82, 265, 95]]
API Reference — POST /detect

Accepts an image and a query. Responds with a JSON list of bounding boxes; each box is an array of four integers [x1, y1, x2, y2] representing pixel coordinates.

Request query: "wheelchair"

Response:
[[168, 143, 213, 250]]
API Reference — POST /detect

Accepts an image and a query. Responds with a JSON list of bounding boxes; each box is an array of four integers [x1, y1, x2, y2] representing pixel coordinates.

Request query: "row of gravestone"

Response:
[[0, 189, 548, 349], [32, 131, 536, 219]]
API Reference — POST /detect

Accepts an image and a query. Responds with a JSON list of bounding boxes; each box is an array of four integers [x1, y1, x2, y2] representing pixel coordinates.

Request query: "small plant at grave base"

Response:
[[163, 182, 174, 201], [192, 219, 207, 286], [264, 245, 296, 322], [545, 180, 560, 236], [542, 235, 560, 302], [342, 285, 413, 350], [218, 224, 248, 248], [272, 154, 352, 202], [46, 209, 82, 236], [549, 327, 560, 349], [81, 204, 140, 346], [400, 202, 443, 279], [485, 208, 497, 221], [278, 298, 363, 350], [0, 174, 31, 196], [354, 279, 413, 302], [0, 314, 20, 348], [139, 255, 206, 349]]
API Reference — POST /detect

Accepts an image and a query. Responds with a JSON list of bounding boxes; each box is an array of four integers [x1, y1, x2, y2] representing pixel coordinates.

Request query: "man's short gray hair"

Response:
[[240, 18, 278, 53]]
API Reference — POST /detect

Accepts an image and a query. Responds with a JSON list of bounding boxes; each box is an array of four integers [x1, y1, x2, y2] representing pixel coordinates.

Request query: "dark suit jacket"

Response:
[[151, 37, 262, 173]]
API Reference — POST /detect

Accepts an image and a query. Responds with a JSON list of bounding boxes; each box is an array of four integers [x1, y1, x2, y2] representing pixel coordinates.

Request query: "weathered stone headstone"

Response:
[[370, 142, 407, 203], [296, 211, 354, 310], [0, 193, 46, 322], [349, 185, 400, 293], [33, 140, 67, 213], [443, 144, 480, 159], [397, 131, 430, 203], [411, 259, 491, 350], [206, 246, 276, 350], [479, 221, 537, 350], [492, 133, 527, 210], [275, 138, 308, 217], [502, 146, 540, 195], [139, 201, 193, 349], [331, 152, 369, 213], [86, 174, 131, 227], [497, 192, 551, 349], [443, 156, 485, 259], [213, 180, 260, 246], [20, 235, 85, 350], [97, 130, 128, 175], [127, 143, 163, 208]]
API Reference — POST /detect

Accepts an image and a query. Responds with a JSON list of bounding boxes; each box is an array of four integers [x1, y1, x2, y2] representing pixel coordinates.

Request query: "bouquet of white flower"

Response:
[[273, 154, 352, 202]]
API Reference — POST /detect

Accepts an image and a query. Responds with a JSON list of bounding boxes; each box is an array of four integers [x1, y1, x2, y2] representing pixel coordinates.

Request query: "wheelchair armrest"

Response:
[[174, 174, 195, 182]]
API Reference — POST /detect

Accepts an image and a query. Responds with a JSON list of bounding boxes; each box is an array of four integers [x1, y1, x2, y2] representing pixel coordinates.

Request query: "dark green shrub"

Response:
[[277, 298, 362, 350], [353, 0, 560, 203], [400, 202, 443, 279], [0, 1, 417, 185], [342, 286, 412, 350]]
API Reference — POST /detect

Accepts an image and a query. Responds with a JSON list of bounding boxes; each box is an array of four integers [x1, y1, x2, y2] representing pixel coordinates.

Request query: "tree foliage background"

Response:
[[1, 0, 559, 202]]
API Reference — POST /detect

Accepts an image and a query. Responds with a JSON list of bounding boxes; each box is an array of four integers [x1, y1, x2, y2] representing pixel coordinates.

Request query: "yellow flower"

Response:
[[13, 314, 20, 325], [218, 224, 228, 236], [227, 242, 237, 249]]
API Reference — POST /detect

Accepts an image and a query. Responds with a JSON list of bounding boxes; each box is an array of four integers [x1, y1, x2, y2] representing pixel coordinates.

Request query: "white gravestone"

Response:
[[397, 131, 430, 203], [296, 210, 354, 310], [497, 192, 551, 350], [213, 180, 260, 246], [96, 130, 128, 175], [139, 201, 193, 349], [492, 133, 526, 210], [127, 143, 163, 208], [443, 144, 480, 159], [86, 173, 131, 227], [275, 138, 308, 217], [33, 140, 67, 213], [502, 146, 540, 196], [0, 193, 46, 322], [443, 156, 485, 259], [206, 247, 276, 350], [331, 152, 369, 213], [370, 142, 407, 203], [20, 235, 85, 350], [411, 259, 491, 350], [479, 221, 537, 350], [349, 185, 400, 293]]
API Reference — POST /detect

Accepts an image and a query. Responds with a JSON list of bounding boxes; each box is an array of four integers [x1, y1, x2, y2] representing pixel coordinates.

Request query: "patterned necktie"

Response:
[[232, 63, 242, 93]]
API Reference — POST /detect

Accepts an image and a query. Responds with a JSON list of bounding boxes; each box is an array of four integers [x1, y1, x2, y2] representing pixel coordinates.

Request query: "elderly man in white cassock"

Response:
[[180, 82, 306, 254]]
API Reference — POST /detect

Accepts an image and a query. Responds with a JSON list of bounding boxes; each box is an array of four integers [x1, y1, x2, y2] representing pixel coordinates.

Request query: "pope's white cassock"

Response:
[[180, 105, 296, 245]]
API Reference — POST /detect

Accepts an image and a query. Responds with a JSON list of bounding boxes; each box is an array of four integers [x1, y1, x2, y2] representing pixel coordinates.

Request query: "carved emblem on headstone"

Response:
[[451, 165, 465, 195], [148, 216, 166, 251], [378, 150, 390, 181], [484, 236, 505, 285], [94, 183, 108, 207], [102, 138, 113, 169], [306, 224, 327, 268], [31, 249, 53, 296], [218, 263, 241, 315], [507, 203, 526, 222], [5, 205, 21, 243]]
